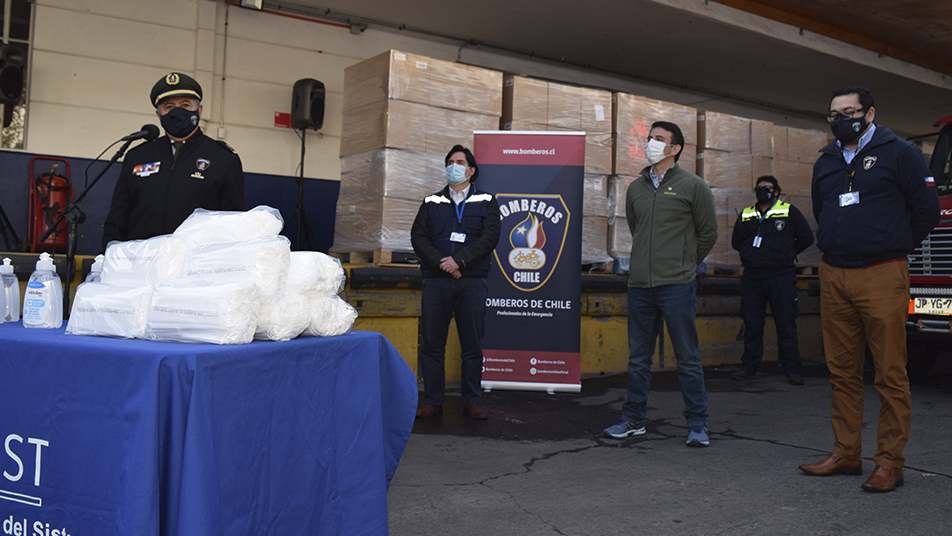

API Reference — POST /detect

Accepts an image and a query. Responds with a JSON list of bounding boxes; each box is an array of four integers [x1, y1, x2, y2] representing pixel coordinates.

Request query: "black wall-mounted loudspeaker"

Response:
[[0, 43, 25, 105], [290, 78, 325, 130]]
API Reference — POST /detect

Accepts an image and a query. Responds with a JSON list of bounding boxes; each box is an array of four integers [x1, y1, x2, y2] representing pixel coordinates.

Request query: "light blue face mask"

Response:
[[446, 163, 469, 185]]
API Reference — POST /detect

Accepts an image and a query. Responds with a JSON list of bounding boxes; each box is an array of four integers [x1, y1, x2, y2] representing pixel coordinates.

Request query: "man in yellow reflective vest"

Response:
[[730, 176, 814, 385]]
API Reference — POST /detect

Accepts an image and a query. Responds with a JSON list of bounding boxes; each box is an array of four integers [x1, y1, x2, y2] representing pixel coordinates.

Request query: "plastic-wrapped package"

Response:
[[255, 293, 310, 342], [303, 293, 358, 337], [186, 236, 291, 301], [337, 148, 447, 205], [332, 196, 420, 253], [65, 283, 153, 339], [342, 50, 502, 117], [101, 235, 190, 286], [340, 99, 499, 157], [173, 205, 284, 246], [287, 251, 346, 295], [582, 215, 611, 263], [146, 280, 258, 344], [583, 174, 608, 217]]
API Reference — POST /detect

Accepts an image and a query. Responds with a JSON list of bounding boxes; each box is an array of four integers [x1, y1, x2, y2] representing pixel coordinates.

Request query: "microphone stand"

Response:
[[39, 137, 136, 315]]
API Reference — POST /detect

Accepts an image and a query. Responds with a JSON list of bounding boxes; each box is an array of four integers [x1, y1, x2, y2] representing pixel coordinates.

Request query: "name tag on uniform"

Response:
[[450, 232, 466, 243], [753, 236, 762, 248], [839, 192, 860, 207]]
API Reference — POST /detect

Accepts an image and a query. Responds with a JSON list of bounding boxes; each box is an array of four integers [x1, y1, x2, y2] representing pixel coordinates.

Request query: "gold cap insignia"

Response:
[[166, 73, 180, 86]]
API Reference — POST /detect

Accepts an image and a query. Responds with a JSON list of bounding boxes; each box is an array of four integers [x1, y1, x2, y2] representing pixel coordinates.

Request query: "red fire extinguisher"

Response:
[[28, 156, 73, 253]]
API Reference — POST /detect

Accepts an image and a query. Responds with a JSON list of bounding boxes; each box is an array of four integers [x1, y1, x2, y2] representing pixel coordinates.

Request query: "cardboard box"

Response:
[[608, 221, 632, 258], [712, 188, 757, 226], [783, 194, 817, 230], [773, 126, 789, 160], [697, 111, 773, 156], [503, 76, 612, 133], [343, 50, 502, 116], [340, 99, 499, 157], [786, 126, 829, 163], [584, 174, 609, 217], [338, 148, 446, 205], [696, 150, 753, 190], [608, 175, 638, 218], [582, 215, 611, 263], [502, 76, 548, 126], [502, 76, 612, 173], [332, 196, 421, 253], [772, 159, 814, 194], [612, 92, 697, 176]]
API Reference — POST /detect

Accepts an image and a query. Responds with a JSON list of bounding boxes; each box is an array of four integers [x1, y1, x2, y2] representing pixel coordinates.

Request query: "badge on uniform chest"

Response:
[[450, 232, 466, 243], [191, 158, 210, 180], [133, 162, 161, 177]]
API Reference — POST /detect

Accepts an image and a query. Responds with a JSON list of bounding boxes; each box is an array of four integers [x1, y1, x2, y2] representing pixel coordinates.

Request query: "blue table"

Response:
[[0, 323, 417, 535]]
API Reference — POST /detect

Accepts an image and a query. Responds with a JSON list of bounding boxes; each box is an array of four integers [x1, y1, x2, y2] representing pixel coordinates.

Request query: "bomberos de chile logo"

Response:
[[493, 193, 570, 291]]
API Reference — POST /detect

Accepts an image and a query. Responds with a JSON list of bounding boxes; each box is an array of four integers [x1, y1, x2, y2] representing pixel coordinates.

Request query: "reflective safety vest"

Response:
[[740, 200, 790, 222]]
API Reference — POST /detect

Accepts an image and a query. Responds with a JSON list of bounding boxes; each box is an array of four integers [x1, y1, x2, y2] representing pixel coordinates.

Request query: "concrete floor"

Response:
[[387, 361, 952, 535]]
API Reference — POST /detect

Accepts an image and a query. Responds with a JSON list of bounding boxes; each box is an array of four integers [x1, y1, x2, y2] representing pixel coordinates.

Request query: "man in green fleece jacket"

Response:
[[603, 121, 718, 447]]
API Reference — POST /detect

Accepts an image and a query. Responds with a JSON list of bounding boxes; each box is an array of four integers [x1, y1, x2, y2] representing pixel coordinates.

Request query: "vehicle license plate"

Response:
[[912, 297, 952, 316]]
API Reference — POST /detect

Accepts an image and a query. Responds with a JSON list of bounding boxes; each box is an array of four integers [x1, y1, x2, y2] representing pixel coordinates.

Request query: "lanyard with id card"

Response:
[[840, 162, 860, 207], [752, 200, 777, 248], [450, 196, 468, 243]]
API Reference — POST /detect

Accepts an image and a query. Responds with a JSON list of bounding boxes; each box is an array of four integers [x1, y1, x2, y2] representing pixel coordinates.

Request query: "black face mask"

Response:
[[160, 106, 200, 139], [755, 187, 775, 204], [830, 112, 868, 145]]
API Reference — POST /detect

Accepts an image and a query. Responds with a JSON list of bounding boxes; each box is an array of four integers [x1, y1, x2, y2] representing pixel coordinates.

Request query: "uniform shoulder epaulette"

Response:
[[216, 139, 238, 156]]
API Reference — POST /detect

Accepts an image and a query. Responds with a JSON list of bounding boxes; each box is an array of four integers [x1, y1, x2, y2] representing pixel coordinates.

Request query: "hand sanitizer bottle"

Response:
[[85, 254, 105, 283], [22, 253, 63, 329], [1, 257, 19, 322]]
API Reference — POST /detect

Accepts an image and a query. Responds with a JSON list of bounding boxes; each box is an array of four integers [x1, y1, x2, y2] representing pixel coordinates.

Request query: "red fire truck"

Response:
[[906, 115, 952, 376]]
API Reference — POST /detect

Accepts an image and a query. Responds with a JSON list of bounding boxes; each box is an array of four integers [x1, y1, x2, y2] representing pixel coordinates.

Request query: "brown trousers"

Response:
[[819, 260, 911, 468]]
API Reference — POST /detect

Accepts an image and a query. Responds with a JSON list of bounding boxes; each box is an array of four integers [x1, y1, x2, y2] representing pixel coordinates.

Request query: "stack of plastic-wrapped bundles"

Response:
[[65, 206, 357, 344]]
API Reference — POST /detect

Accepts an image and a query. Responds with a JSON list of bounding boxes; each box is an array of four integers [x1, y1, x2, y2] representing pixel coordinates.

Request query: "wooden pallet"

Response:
[[582, 261, 614, 274], [333, 250, 420, 266], [796, 265, 820, 276]]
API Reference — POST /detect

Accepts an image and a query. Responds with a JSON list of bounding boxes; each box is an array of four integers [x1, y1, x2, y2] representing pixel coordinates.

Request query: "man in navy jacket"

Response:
[[411, 145, 500, 420], [799, 86, 939, 492]]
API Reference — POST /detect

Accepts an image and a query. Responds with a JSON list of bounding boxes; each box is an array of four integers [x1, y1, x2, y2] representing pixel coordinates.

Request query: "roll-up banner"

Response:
[[474, 131, 584, 393]]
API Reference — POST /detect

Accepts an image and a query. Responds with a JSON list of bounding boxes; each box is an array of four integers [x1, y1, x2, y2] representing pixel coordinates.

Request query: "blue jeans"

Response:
[[623, 283, 708, 427]]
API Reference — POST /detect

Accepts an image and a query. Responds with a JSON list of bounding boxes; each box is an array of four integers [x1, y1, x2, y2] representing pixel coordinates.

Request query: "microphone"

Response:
[[121, 124, 160, 142]]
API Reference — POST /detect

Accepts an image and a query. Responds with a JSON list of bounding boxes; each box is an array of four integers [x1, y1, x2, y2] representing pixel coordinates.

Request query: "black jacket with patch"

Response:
[[102, 129, 245, 250]]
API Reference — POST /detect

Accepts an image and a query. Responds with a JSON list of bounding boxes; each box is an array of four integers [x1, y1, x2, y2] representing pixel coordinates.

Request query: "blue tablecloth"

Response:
[[0, 323, 417, 535]]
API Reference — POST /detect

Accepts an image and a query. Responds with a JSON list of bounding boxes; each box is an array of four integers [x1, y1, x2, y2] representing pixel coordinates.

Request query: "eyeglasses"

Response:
[[826, 108, 865, 123]]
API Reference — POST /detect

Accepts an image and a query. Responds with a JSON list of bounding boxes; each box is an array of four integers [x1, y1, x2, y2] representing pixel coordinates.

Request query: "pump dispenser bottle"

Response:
[[85, 254, 105, 283], [22, 253, 63, 329], [1, 257, 19, 322]]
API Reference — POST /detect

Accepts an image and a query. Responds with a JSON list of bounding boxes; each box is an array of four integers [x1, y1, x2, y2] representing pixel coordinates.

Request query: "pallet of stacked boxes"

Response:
[[501, 75, 613, 264], [696, 111, 775, 268], [334, 50, 503, 257], [607, 93, 698, 268], [772, 126, 828, 267]]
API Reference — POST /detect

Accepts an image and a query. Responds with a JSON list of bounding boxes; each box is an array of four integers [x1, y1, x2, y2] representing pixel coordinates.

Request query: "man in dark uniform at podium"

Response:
[[102, 72, 245, 250]]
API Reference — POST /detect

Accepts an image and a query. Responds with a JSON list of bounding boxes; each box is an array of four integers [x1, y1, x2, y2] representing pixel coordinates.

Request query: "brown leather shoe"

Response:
[[799, 454, 863, 476], [415, 404, 443, 418], [462, 403, 488, 420], [862, 465, 904, 492]]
